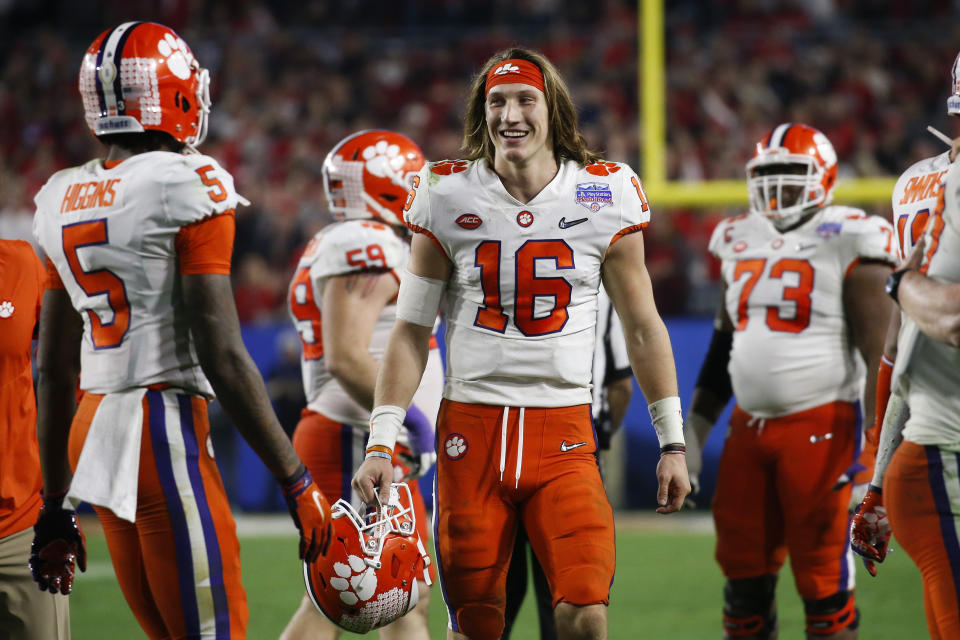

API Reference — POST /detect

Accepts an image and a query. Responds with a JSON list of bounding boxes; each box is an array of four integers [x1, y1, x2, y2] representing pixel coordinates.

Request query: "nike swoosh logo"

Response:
[[560, 440, 587, 452], [558, 217, 588, 229], [796, 243, 818, 251]]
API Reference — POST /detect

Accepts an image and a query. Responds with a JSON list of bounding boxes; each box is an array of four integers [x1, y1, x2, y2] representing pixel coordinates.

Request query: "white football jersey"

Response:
[[288, 220, 443, 432], [709, 206, 898, 417], [405, 158, 650, 407], [891, 151, 951, 259], [899, 159, 960, 447], [32, 151, 243, 395]]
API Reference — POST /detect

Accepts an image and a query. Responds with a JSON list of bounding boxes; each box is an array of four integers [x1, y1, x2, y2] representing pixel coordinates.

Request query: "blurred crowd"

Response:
[[2, 0, 960, 317]]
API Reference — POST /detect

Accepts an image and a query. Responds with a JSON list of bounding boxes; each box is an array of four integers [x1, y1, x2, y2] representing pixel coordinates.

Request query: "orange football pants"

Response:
[[433, 400, 615, 640], [885, 440, 960, 640], [713, 402, 857, 599], [70, 390, 247, 640], [291, 408, 436, 581]]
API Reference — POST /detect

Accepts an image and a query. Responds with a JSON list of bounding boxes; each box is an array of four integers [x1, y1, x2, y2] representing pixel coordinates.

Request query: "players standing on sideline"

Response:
[[30, 22, 331, 640], [0, 239, 70, 640], [353, 47, 689, 640], [684, 124, 897, 639], [279, 130, 441, 640], [850, 58, 960, 639], [502, 282, 633, 640]]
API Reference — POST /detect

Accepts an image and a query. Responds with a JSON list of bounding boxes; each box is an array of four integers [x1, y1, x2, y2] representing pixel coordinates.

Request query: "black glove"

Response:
[[30, 503, 86, 595]]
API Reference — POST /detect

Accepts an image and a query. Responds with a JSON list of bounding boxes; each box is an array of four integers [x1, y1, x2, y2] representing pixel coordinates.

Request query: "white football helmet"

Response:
[[746, 123, 838, 231], [948, 51, 960, 115], [302, 483, 431, 633], [322, 130, 425, 227]]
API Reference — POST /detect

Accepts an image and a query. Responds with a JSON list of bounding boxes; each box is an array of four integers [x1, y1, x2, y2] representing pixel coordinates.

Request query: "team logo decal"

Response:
[[585, 161, 621, 177], [456, 214, 483, 230], [576, 182, 613, 212], [816, 222, 842, 239], [331, 554, 379, 605], [733, 241, 748, 253], [431, 160, 468, 176], [0, 301, 13, 318], [444, 433, 468, 460], [516, 210, 534, 227], [493, 63, 520, 76]]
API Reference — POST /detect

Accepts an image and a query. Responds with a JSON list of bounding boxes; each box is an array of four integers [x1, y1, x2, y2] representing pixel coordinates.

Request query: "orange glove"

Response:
[[850, 486, 891, 577], [281, 465, 332, 562]]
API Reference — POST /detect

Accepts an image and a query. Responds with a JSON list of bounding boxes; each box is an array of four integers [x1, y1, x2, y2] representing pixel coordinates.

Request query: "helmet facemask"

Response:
[[747, 158, 830, 231]]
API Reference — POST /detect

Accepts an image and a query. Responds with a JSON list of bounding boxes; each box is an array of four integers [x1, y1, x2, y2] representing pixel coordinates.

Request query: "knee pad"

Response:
[[804, 591, 859, 636], [723, 575, 778, 638]]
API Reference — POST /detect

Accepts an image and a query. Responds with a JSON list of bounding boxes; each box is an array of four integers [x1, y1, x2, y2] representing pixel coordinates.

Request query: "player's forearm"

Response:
[[624, 315, 679, 404], [898, 271, 960, 347], [35, 290, 82, 495], [184, 273, 300, 480], [200, 345, 300, 479], [36, 371, 77, 496], [374, 320, 432, 410]]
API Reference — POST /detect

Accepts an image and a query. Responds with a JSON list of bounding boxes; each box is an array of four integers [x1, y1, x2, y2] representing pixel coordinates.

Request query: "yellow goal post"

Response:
[[638, 0, 896, 208]]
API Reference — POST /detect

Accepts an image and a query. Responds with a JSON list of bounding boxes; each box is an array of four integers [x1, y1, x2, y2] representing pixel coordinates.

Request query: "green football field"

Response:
[[69, 513, 927, 639]]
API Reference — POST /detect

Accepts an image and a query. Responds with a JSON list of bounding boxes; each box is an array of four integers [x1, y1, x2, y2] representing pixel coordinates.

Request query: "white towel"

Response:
[[67, 388, 146, 523]]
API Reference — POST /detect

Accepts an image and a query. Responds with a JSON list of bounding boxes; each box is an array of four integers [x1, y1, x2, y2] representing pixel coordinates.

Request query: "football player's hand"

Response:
[[353, 456, 395, 507], [281, 466, 332, 562], [849, 485, 891, 577], [30, 503, 86, 595], [655, 452, 690, 514]]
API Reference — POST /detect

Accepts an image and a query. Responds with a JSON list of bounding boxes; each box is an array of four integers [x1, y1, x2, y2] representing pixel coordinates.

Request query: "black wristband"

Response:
[[659, 443, 686, 455], [885, 268, 911, 303], [281, 463, 307, 487]]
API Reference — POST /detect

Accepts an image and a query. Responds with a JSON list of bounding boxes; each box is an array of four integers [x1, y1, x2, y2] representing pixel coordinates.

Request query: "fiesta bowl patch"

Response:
[[576, 182, 613, 212], [456, 214, 483, 229]]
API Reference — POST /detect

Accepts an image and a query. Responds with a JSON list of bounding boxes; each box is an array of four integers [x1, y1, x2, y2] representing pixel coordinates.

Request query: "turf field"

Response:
[[70, 513, 926, 639]]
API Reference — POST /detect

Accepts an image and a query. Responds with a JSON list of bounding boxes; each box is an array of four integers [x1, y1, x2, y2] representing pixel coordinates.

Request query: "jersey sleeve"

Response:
[[850, 212, 899, 268], [309, 221, 408, 282], [175, 212, 236, 275], [607, 164, 650, 249], [163, 155, 243, 227], [404, 164, 450, 259], [707, 218, 730, 259]]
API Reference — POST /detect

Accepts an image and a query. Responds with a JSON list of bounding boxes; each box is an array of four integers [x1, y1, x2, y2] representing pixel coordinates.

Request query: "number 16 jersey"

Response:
[[404, 158, 650, 407]]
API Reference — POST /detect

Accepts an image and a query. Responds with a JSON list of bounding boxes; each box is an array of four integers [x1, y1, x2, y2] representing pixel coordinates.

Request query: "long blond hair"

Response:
[[462, 48, 601, 167]]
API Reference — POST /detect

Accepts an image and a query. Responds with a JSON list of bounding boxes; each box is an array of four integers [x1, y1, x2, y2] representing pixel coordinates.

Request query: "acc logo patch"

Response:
[[444, 433, 467, 460], [576, 182, 613, 212], [516, 210, 534, 227], [456, 214, 483, 230], [733, 241, 748, 253]]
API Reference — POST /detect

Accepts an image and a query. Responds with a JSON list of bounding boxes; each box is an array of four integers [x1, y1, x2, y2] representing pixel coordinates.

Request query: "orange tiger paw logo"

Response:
[[585, 161, 621, 176], [431, 160, 468, 175]]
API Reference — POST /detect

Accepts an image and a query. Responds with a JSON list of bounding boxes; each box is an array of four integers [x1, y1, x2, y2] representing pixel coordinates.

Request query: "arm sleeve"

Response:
[[175, 211, 236, 275]]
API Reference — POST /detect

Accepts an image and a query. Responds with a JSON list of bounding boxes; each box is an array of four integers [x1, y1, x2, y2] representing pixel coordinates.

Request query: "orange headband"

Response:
[[485, 59, 545, 95]]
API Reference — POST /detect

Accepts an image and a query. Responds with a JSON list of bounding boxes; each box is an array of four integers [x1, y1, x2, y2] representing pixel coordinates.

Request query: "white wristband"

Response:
[[396, 270, 445, 327], [648, 396, 684, 448], [367, 405, 405, 456]]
